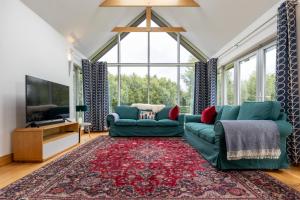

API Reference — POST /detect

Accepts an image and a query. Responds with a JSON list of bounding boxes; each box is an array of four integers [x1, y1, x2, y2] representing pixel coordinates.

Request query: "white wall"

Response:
[[214, 1, 283, 66], [0, 0, 84, 157]]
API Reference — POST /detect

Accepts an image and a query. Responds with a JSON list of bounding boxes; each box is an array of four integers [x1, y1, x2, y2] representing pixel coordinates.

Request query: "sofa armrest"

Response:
[[278, 112, 287, 121], [178, 114, 185, 125], [185, 115, 201, 123], [214, 120, 293, 139], [106, 113, 120, 128], [273, 120, 293, 138]]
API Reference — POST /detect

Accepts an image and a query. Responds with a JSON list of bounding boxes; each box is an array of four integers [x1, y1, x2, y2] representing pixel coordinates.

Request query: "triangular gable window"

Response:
[[91, 11, 207, 113]]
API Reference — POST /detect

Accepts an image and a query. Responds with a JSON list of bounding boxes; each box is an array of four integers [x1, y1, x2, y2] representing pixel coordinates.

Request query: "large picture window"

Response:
[[120, 67, 148, 105], [217, 69, 222, 105], [108, 67, 118, 112], [224, 66, 234, 105], [99, 19, 202, 113], [239, 54, 257, 103], [264, 46, 276, 101], [218, 42, 276, 105]]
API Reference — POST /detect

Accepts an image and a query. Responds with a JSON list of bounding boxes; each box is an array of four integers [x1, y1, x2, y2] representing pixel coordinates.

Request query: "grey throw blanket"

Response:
[[216, 120, 281, 160]]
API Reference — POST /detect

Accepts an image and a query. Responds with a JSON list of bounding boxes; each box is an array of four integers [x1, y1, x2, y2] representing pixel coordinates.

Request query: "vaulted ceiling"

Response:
[[21, 0, 278, 58]]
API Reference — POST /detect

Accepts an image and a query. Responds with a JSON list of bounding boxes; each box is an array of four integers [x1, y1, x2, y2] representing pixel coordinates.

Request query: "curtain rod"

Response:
[[106, 63, 195, 67], [217, 13, 277, 59]]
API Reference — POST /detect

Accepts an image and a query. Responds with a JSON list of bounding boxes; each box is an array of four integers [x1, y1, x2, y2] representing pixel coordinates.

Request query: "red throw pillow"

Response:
[[201, 106, 217, 124], [169, 105, 180, 120]]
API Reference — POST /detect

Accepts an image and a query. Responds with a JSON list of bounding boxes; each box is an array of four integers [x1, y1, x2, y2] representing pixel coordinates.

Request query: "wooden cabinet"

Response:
[[13, 122, 79, 162]]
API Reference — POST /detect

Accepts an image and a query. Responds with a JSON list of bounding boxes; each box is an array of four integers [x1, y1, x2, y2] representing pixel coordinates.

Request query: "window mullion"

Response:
[[221, 67, 225, 105], [147, 32, 150, 104], [177, 33, 180, 106], [257, 48, 265, 102], [117, 33, 121, 106], [234, 61, 240, 105]]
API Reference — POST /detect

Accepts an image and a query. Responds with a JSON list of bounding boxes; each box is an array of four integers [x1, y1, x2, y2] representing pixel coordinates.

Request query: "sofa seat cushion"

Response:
[[136, 119, 157, 127], [157, 119, 179, 127], [185, 123, 215, 144], [115, 119, 137, 126]]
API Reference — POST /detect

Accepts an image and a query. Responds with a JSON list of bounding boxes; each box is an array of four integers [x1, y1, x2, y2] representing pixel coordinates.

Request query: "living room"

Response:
[[0, 0, 300, 199]]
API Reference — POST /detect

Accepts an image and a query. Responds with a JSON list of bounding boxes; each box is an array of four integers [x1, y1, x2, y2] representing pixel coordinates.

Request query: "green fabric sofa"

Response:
[[184, 101, 292, 170], [107, 106, 184, 136]]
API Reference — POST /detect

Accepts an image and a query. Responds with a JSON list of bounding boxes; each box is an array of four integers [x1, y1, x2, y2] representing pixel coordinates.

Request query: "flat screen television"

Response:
[[26, 75, 70, 123]]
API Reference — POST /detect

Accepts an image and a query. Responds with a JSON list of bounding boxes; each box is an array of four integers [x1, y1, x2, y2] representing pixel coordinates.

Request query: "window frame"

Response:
[[223, 64, 235, 105], [94, 11, 207, 113], [104, 30, 198, 113], [236, 51, 258, 104], [218, 40, 277, 105]]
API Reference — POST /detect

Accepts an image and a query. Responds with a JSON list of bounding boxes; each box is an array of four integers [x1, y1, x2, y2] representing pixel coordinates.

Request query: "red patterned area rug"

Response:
[[0, 137, 300, 200]]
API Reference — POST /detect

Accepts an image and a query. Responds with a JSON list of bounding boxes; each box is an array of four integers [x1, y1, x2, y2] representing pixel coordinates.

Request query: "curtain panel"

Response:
[[82, 59, 109, 132], [193, 61, 209, 114], [193, 58, 218, 114], [208, 58, 218, 106], [276, 0, 300, 164]]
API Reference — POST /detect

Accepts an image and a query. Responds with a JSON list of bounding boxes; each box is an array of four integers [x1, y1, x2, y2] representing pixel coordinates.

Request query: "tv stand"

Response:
[[13, 122, 80, 162], [26, 119, 69, 128]]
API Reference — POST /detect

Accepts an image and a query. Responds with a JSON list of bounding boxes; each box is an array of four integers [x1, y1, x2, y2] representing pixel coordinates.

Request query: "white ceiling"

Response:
[[21, 0, 278, 58]]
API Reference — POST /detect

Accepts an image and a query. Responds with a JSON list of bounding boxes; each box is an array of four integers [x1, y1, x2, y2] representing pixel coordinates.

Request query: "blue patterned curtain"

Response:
[[193, 58, 218, 114], [82, 59, 109, 131], [276, 1, 300, 164], [208, 58, 218, 105], [193, 61, 209, 114]]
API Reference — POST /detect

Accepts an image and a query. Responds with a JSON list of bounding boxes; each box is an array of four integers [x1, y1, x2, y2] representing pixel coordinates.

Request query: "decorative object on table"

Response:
[[76, 105, 87, 124], [82, 59, 109, 132], [1, 137, 300, 199], [276, 0, 300, 165], [80, 122, 92, 137]]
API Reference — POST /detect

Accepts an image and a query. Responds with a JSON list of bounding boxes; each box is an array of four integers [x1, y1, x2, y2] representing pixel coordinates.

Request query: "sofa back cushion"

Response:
[[220, 105, 240, 120], [156, 107, 172, 120], [215, 106, 224, 121], [115, 106, 139, 120], [237, 101, 281, 120]]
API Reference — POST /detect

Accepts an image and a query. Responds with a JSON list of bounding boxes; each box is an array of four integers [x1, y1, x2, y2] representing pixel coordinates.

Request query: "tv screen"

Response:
[[26, 75, 70, 123]]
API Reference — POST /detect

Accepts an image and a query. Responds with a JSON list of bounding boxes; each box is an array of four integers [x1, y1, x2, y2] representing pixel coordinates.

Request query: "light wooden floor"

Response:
[[0, 133, 300, 193]]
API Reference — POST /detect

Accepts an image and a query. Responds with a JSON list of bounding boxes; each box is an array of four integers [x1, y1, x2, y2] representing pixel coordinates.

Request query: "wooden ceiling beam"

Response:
[[100, 0, 200, 7], [146, 7, 151, 31], [112, 27, 186, 32], [110, 7, 186, 33]]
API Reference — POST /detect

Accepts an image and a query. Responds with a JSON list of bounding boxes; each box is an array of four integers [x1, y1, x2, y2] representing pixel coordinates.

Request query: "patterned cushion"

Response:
[[139, 110, 155, 120]]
